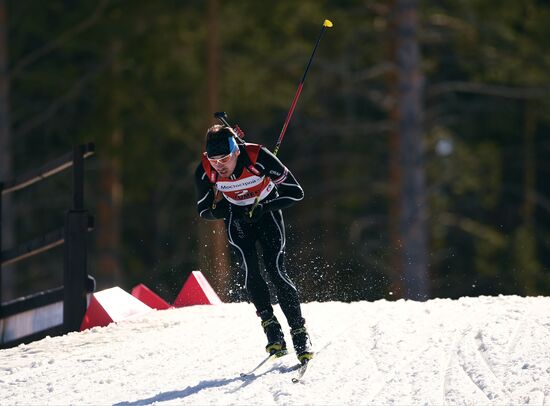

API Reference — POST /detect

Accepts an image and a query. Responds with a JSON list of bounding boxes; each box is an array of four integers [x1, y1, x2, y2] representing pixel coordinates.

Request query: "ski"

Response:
[[290, 337, 333, 383], [241, 338, 330, 380], [240, 350, 288, 377], [291, 360, 310, 383]]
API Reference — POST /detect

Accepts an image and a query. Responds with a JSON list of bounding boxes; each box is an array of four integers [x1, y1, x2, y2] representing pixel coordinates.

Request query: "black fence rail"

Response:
[[0, 143, 96, 348]]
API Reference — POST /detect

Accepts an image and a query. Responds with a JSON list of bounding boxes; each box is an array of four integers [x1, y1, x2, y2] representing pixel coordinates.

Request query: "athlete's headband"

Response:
[[206, 127, 239, 158]]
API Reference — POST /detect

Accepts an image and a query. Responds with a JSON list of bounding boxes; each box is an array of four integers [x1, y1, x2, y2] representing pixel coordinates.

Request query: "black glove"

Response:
[[230, 204, 247, 219], [210, 199, 230, 219], [245, 203, 264, 223]]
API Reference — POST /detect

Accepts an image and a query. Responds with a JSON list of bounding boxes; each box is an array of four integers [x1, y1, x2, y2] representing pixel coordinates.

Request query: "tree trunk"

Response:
[[522, 102, 535, 225], [388, 0, 429, 300], [96, 40, 123, 288], [514, 101, 539, 295], [196, 0, 230, 301], [0, 0, 15, 301], [387, 1, 404, 298], [386, 32, 404, 297]]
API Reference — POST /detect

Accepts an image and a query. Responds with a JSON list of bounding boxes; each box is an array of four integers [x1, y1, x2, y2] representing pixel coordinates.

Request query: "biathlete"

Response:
[[194, 124, 313, 363]]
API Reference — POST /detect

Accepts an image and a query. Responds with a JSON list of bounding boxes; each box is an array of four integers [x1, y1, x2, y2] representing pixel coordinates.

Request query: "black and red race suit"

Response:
[[194, 142, 305, 328]]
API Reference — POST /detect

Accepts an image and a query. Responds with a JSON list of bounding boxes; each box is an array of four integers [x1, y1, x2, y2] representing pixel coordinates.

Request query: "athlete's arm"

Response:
[[194, 164, 229, 220], [254, 147, 304, 212]]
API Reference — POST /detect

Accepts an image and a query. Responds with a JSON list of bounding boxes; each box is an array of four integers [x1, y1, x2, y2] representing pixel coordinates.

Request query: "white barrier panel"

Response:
[[1, 301, 63, 343]]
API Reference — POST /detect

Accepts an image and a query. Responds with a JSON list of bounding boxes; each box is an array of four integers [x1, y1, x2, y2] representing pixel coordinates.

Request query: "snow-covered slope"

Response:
[[1, 296, 549, 405]]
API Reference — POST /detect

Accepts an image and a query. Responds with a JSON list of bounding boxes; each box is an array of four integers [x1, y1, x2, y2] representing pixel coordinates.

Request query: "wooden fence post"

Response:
[[0, 181, 3, 315], [63, 146, 89, 333]]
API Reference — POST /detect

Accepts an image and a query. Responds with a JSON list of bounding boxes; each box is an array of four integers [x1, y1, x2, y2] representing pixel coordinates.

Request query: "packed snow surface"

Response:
[[1, 296, 550, 405]]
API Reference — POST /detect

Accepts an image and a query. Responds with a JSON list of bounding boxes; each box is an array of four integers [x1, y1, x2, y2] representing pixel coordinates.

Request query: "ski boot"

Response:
[[291, 326, 314, 364], [261, 315, 288, 357]]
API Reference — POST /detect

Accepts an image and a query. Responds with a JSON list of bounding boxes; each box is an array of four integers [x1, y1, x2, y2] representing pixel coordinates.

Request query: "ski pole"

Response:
[[273, 19, 333, 156], [248, 19, 333, 217], [213, 18, 333, 156]]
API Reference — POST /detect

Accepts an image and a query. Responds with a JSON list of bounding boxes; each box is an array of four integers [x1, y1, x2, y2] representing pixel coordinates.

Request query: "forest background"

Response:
[[1, 0, 549, 305]]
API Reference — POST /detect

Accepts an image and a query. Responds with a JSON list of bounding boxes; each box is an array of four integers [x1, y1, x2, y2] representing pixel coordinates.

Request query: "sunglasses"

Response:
[[208, 151, 236, 165]]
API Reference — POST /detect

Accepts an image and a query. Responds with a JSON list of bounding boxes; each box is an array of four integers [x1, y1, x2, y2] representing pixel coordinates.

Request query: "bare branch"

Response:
[[350, 62, 395, 83], [13, 61, 108, 138], [9, 0, 109, 80], [438, 213, 507, 247], [428, 81, 550, 100]]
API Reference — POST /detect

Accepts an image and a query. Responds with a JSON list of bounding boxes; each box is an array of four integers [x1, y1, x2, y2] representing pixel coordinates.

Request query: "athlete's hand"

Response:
[[245, 203, 264, 223]]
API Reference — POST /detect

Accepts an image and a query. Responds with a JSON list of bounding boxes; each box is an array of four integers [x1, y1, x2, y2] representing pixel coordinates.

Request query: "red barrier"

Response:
[[80, 287, 152, 331], [173, 271, 222, 307], [131, 284, 172, 310]]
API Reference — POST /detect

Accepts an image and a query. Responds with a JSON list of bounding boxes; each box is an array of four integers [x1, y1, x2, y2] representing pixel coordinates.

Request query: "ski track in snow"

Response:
[[1, 296, 549, 405]]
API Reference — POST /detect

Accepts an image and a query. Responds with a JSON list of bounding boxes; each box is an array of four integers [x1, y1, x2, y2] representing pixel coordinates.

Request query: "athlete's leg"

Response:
[[257, 210, 305, 330], [226, 214, 272, 315]]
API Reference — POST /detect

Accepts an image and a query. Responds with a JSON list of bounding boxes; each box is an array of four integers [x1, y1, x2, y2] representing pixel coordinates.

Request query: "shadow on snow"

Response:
[[113, 364, 300, 406]]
